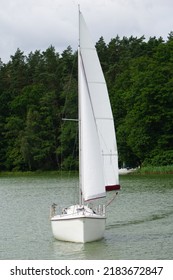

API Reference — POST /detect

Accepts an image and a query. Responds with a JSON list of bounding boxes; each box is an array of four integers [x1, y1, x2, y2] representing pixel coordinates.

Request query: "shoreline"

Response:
[[0, 167, 173, 177]]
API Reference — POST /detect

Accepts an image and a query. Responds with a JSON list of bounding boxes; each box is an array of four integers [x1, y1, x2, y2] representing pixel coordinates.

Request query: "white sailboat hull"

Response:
[[50, 11, 120, 243], [51, 205, 106, 243]]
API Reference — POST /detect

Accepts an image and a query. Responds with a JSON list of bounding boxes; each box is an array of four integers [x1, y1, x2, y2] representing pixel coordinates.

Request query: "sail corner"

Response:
[[105, 184, 121, 192]]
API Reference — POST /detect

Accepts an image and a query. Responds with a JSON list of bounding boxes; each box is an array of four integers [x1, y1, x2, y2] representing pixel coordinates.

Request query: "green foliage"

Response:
[[143, 150, 173, 166], [137, 165, 173, 174], [0, 33, 173, 171]]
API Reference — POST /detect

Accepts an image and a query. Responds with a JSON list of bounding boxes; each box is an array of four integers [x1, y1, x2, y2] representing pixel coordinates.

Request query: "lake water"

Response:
[[0, 173, 173, 260]]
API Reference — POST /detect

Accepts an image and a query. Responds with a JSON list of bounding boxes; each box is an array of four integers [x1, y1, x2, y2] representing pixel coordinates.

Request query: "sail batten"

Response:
[[88, 82, 105, 84], [81, 47, 95, 50]]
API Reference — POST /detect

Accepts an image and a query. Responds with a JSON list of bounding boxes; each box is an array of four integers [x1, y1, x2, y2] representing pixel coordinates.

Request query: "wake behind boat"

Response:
[[50, 9, 120, 243]]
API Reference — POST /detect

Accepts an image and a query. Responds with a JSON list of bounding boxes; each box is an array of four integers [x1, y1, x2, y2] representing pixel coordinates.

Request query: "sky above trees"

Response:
[[1, 0, 173, 62]]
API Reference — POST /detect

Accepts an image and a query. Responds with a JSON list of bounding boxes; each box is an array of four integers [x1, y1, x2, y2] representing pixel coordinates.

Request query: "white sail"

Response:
[[79, 52, 106, 201], [79, 12, 119, 197]]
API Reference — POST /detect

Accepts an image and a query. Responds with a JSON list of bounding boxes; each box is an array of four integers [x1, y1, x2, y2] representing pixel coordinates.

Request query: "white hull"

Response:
[[51, 205, 106, 243]]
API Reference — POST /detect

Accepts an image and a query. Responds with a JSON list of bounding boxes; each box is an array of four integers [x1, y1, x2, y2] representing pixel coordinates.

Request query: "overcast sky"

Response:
[[1, 0, 173, 63]]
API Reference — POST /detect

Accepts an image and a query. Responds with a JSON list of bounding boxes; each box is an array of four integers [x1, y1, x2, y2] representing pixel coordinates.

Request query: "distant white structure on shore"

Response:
[[118, 168, 137, 175]]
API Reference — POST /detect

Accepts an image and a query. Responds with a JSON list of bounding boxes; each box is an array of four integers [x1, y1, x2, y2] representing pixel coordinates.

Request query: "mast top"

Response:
[[78, 4, 81, 48]]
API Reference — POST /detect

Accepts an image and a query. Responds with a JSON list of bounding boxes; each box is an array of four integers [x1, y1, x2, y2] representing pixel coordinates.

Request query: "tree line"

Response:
[[0, 33, 173, 171]]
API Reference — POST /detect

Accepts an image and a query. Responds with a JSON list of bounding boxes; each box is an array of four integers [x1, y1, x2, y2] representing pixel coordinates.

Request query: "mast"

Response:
[[78, 6, 83, 205]]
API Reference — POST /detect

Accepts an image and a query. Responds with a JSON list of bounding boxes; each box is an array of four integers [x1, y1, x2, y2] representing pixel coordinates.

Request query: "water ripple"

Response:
[[107, 208, 173, 230]]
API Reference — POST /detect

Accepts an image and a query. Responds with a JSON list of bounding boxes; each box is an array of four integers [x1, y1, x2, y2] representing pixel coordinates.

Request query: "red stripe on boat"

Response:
[[105, 184, 121, 191]]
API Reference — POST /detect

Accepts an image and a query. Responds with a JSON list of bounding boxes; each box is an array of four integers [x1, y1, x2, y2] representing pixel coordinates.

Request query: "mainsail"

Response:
[[78, 12, 120, 202]]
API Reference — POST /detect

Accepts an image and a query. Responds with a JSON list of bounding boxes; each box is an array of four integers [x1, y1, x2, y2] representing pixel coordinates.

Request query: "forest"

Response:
[[0, 33, 173, 171]]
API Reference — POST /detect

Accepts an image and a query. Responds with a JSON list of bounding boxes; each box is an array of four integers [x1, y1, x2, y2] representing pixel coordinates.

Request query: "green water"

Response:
[[0, 174, 172, 260]]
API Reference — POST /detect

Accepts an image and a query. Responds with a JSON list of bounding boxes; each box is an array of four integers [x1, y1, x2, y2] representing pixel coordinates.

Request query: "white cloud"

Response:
[[0, 0, 173, 62]]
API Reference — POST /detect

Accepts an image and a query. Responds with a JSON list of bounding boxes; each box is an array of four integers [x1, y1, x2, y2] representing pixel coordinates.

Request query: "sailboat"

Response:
[[50, 10, 120, 243]]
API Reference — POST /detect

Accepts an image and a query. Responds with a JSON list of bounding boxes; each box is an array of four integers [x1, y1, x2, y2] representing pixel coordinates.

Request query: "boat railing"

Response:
[[50, 203, 57, 219], [50, 204, 66, 219], [93, 204, 106, 216], [50, 203, 106, 218]]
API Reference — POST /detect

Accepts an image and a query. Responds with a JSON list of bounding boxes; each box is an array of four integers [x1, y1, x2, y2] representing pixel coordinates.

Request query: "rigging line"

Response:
[[68, 122, 78, 178], [61, 51, 78, 121], [59, 51, 77, 177], [106, 192, 118, 208], [62, 118, 78, 122], [66, 123, 79, 205]]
